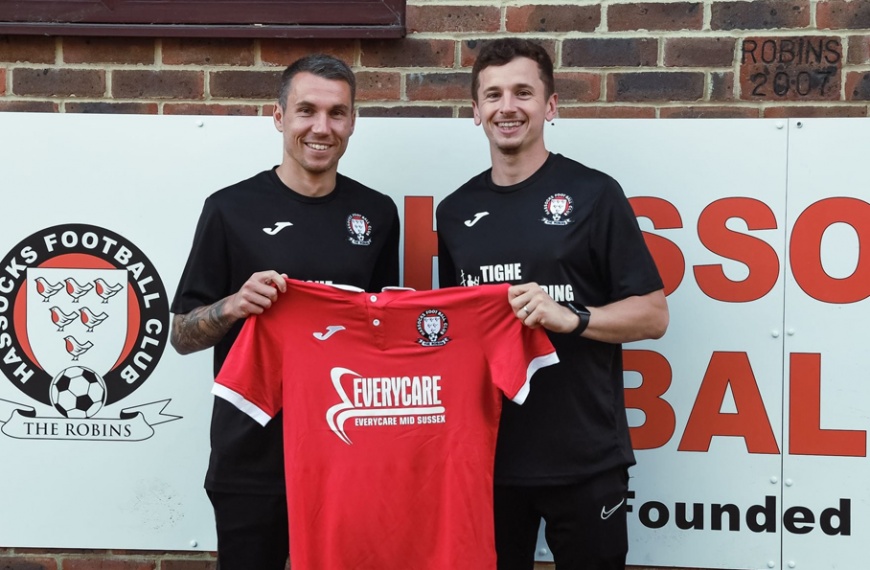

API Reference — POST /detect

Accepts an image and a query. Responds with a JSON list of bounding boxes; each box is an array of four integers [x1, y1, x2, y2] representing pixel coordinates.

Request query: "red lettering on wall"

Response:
[[629, 197, 685, 297], [678, 351, 780, 454], [790, 197, 870, 304], [694, 198, 780, 302], [403, 196, 437, 290], [789, 353, 866, 456], [624, 349, 676, 450]]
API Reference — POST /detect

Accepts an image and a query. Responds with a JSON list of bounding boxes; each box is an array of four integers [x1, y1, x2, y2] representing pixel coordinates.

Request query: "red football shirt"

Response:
[[214, 279, 558, 570]]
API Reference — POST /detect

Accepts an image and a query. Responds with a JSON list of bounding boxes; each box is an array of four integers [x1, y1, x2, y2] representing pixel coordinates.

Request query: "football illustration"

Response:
[[49, 366, 107, 419]]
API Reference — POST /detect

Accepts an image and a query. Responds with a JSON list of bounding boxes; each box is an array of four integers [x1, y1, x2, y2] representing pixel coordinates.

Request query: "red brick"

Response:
[[62, 37, 154, 65], [506, 5, 600, 33], [406, 72, 471, 102], [660, 106, 759, 118], [563, 38, 657, 68], [358, 105, 453, 118], [558, 105, 657, 118], [609, 2, 703, 32], [209, 70, 282, 99], [607, 71, 705, 102], [360, 39, 454, 68], [664, 37, 737, 67], [0, 67, 5, 95], [0, 556, 57, 570], [407, 5, 500, 33], [356, 71, 401, 101], [0, 35, 55, 63], [846, 71, 870, 100], [163, 103, 262, 115], [712, 1, 810, 30], [62, 559, 154, 570], [112, 70, 203, 99], [162, 38, 255, 66], [13, 68, 104, 97], [65, 102, 158, 114], [848, 36, 870, 64], [0, 100, 58, 112], [460, 39, 556, 68], [763, 105, 868, 117], [818, 1, 870, 29], [555, 72, 601, 102], [260, 39, 357, 67], [160, 560, 216, 570], [711, 71, 736, 101]]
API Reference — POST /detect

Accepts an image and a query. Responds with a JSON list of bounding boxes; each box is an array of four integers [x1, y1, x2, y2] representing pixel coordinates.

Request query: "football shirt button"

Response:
[[373, 319, 381, 326], [370, 295, 378, 302]]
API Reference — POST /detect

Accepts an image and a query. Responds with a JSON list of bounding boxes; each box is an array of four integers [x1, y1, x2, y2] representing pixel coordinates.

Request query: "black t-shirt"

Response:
[[436, 153, 663, 484], [172, 168, 400, 493]]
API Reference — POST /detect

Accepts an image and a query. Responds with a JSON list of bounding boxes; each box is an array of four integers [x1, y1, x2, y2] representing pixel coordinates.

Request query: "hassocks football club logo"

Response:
[[542, 193, 574, 225], [416, 309, 450, 347], [0, 224, 180, 441], [346, 213, 372, 246]]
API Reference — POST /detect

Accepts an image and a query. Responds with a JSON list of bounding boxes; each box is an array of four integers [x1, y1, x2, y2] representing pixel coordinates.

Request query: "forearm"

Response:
[[170, 298, 238, 355], [583, 290, 669, 344]]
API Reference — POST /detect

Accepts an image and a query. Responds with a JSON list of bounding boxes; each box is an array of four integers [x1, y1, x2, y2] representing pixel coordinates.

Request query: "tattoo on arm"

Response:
[[170, 298, 236, 355]]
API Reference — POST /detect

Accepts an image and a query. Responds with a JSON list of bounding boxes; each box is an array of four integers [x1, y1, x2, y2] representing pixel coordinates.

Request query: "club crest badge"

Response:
[[416, 309, 450, 347], [0, 224, 179, 442], [542, 193, 574, 225], [346, 213, 372, 246]]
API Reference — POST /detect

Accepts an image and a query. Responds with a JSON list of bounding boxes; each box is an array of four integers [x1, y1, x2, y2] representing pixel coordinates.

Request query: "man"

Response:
[[170, 54, 400, 569], [436, 38, 669, 570]]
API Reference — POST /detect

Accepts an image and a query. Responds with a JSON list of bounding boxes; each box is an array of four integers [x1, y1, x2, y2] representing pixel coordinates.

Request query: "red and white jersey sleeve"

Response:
[[214, 279, 558, 570]]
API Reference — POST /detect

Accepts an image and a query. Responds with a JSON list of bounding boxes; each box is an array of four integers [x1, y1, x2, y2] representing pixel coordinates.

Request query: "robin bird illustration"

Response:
[[79, 307, 109, 332], [64, 335, 93, 361], [64, 277, 93, 303], [49, 306, 78, 331], [94, 278, 123, 303], [35, 277, 64, 302]]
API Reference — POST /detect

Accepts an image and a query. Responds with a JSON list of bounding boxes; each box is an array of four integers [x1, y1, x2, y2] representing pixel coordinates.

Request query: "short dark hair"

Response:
[[470, 38, 555, 101], [278, 54, 356, 107]]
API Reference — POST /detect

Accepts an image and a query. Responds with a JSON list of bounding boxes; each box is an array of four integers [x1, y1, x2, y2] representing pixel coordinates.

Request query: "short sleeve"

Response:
[[212, 309, 285, 426], [590, 178, 664, 302], [171, 195, 231, 314], [477, 286, 559, 404]]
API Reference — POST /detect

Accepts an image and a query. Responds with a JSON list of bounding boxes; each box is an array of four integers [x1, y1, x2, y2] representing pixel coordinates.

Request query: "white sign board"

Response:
[[0, 114, 868, 570]]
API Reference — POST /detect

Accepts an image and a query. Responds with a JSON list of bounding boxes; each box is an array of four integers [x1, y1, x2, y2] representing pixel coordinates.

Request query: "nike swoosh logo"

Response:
[[263, 222, 293, 235], [601, 498, 626, 520], [313, 325, 346, 340], [464, 212, 490, 227]]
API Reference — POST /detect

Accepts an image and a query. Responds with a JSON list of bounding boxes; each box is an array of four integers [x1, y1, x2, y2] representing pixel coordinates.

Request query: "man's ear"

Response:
[[472, 100, 482, 126], [273, 102, 284, 132], [545, 93, 558, 122]]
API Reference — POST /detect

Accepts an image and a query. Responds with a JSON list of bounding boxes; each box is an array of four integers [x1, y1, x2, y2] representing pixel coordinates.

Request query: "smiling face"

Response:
[[472, 56, 557, 158], [273, 71, 355, 184]]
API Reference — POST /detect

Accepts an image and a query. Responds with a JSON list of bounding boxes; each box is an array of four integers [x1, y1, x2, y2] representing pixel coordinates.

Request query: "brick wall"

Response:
[[0, 1, 867, 118], [1, 1, 866, 569]]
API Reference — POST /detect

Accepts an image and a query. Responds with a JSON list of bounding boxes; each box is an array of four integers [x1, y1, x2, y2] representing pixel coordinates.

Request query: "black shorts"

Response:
[[207, 490, 289, 570], [494, 467, 629, 570]]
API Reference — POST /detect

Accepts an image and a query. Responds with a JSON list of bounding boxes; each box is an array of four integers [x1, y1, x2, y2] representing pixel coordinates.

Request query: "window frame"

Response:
[[0, 0, 406, 38]]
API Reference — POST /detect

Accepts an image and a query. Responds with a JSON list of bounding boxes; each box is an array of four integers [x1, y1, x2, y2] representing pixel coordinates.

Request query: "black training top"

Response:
[[172, 168, 400, 493], [437, 153, 663, 485]]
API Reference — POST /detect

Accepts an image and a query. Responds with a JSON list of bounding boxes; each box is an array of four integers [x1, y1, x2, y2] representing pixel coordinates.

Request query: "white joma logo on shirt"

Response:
[[314, 325, 345, 340], [464, 212, 489, 227], [263, 221, 293, 235]]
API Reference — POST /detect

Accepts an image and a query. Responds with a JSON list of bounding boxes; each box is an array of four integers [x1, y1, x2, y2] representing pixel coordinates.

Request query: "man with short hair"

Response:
[[171, 54, 400, 569], [437, 38, 669, 570]]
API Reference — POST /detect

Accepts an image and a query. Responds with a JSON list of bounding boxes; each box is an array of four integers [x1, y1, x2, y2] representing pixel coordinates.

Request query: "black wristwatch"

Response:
[[562, 302, 591, 336]]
